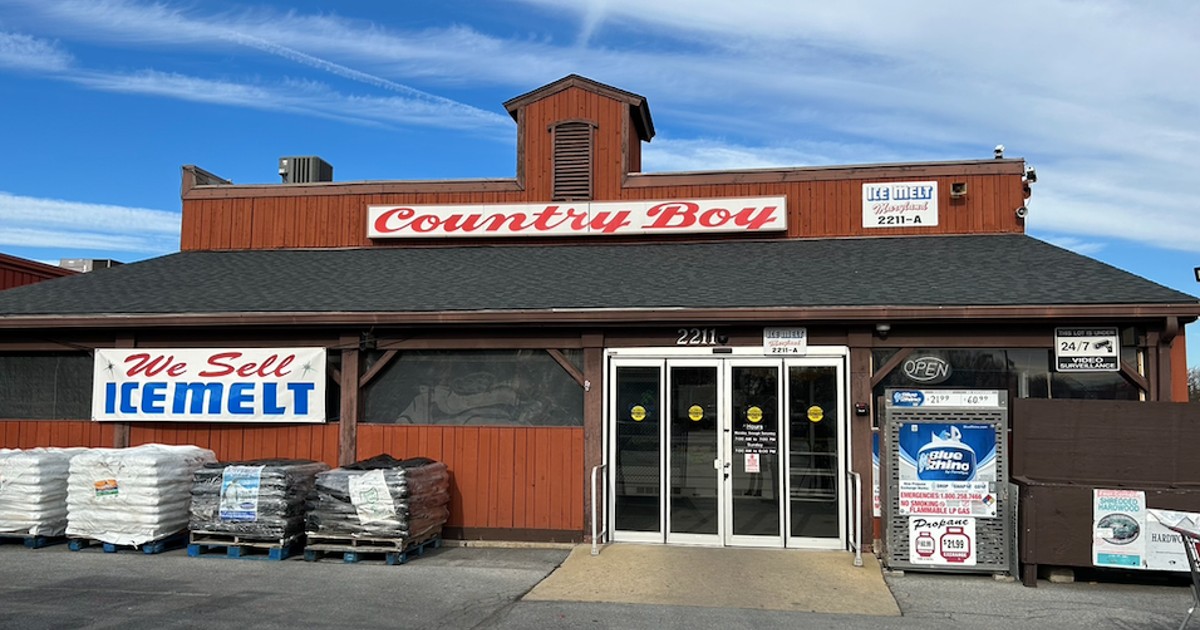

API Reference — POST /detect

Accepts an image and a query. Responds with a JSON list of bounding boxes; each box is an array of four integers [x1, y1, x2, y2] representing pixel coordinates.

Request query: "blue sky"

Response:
[[1, 1, 1199, 361]]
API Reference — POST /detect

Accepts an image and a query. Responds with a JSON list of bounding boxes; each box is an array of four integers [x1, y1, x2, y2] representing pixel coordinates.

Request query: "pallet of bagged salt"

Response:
[[0, 447, 86, 539], [305, 455, 451, 539], [67, 444, 216, 547], [189, 459, 329, 540]]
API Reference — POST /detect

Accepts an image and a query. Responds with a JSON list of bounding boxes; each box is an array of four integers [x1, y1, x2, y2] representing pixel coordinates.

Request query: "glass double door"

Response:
[[610, 356, 845, 548]]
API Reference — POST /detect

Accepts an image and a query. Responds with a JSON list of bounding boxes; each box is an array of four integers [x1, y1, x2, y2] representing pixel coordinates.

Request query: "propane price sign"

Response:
[[909, 517, 976, 566]]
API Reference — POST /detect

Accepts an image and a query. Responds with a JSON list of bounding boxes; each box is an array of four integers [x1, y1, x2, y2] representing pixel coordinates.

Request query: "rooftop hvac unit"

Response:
[[278, 156, 333, 183]]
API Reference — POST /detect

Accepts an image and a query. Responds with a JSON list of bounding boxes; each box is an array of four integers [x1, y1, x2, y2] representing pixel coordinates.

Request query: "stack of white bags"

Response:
[[66, 444, 216, 546], [0, 447, 84, 537]]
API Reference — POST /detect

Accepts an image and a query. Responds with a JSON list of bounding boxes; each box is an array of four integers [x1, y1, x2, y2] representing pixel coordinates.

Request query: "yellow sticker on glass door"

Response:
[[747, 406, 763, 423], [807, 405, 824, 423], [630, 405, 647, 422], [688, 405, 704, 421]]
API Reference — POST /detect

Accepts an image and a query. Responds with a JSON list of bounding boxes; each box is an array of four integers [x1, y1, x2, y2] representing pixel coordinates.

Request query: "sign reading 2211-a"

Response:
[[1055, 327, 1119, 372]]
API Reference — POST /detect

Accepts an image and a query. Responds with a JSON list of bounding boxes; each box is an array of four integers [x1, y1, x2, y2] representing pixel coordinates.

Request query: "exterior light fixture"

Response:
[[875, 323, 891, 339]]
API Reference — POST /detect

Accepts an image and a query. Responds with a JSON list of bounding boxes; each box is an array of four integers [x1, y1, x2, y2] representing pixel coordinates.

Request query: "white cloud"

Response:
[[0, 31, 71, 72], [1034, 235, 1107, 257], [1, 0, 1198, 257], [1, 0, 507, 123], [67, 69, 511, 133], [0, 192, 179, 254]]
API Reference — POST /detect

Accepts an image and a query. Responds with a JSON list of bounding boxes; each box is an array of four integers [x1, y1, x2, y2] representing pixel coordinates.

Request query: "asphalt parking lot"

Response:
[[0, 542, 1193, 629]]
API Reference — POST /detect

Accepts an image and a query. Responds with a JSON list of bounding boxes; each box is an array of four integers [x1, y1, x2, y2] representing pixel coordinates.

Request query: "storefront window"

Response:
[[0, 353, 92, 419], [871, 347, 1140, 407], [361, 350, 584, 426]]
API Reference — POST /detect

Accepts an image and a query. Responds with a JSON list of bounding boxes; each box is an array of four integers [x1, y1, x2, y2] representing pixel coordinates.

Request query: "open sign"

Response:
[[903, 356, 951, 384]]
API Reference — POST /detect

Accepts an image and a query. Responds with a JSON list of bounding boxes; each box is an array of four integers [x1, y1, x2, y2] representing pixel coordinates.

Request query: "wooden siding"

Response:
[[0, 262, 73, 290], [1, 421, 113, 448], [1, 421, 585, 534], [181, 171, 1026, 251], [357, 425, 585, 532], [127, 423, 341, 467]]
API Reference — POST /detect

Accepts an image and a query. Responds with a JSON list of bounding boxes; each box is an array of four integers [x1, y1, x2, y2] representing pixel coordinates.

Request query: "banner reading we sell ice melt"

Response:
[[93, 348, 326, 423]]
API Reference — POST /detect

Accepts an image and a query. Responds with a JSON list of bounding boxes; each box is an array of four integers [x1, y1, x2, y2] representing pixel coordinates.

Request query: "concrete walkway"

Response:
[[0, 541, 1192, 628], [526, 544, 900, 615]]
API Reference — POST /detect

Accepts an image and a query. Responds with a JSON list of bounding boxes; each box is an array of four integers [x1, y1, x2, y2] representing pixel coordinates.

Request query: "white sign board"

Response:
[[863, 181, 938, 228], [93, 348, 327, 423], [909, 516, 976, 566], [369, 197, 787, 239], [898, 481, 996, 518], [1093, 488, 1146, 568], [889, 390, 1000, 408], [1145, 509, 1200, 572], [1056, 327, 1119, 371], [763, 327, 807, 355], [896, 422, 999, 518]]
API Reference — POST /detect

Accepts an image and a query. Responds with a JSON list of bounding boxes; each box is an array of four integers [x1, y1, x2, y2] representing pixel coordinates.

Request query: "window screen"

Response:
[[0, 353, 93, 419], [362, 349, 583, 426]]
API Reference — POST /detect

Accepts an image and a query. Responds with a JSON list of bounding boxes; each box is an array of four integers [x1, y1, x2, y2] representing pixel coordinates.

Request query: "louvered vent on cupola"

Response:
[[551, 120, 596, 201]]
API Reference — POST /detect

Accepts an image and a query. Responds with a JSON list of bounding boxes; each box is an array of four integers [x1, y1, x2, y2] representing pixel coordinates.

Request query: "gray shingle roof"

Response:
[[0, 235, 1194, 316]]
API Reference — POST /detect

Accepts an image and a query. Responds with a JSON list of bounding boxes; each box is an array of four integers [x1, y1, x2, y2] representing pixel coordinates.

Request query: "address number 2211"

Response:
[[677, 328, 718, 346]]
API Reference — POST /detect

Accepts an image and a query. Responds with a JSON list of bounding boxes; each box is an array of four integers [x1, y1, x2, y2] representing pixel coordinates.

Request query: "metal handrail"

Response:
[[848, 470, 864, 567], [591, 463, 608, 556]]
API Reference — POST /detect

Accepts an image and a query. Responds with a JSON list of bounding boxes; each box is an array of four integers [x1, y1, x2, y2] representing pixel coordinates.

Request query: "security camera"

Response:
[[994, 144, 1005, 159], [1024, 166, 1037, 183], [1015, 206, 1028, 219]]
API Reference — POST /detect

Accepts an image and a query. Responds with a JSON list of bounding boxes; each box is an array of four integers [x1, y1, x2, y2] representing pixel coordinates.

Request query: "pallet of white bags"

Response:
[[302, 527, 442, 565]]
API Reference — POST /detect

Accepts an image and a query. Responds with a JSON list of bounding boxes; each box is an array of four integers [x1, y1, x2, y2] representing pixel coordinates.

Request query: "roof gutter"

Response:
[[0, 304, 1197, 329]]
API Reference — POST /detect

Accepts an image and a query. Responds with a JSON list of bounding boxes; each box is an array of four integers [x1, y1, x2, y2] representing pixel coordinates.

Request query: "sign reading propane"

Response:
[[92, 348, 327, 423], [367, 197, 787, 239]]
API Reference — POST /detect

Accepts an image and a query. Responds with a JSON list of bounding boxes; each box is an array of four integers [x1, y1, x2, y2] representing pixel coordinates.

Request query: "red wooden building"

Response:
[[1, 75, 1197, 547], [0, 252, 74, 291]]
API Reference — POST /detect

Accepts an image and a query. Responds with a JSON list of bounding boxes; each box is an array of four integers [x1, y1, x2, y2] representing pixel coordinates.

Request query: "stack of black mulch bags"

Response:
[[306, 455, 451, 539], [190, 459, 329, 540]]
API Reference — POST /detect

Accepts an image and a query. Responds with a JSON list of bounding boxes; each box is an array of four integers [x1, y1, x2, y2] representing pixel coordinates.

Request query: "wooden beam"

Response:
[[1119, 359, 1150, 394], [870, 348, 914, 388], [359, 350, 398, 388], [546, 349, 585, 387], [112, 334, 134, 448], [847, 329, 875, 551], [581, 333, 604, 540], [339, 338, 360, 466]]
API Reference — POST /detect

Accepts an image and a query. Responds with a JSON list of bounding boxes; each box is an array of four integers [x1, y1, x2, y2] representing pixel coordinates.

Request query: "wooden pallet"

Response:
[[303, 528, 442, 565], [187, 531, 304, 561], [0, 533, 67, 549], [68, 531, 187, 555]]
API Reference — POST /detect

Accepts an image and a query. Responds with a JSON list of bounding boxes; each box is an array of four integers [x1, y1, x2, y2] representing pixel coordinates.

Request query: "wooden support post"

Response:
[[112, 334, 135, 448], [339, 337, 360, 467], [581, 333, 604, 541], [848, 329, 874, 553]]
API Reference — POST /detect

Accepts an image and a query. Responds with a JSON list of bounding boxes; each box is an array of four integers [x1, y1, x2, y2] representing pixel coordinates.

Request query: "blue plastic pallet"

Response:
[[187, 532, 304, 561], [0, 534, 66, 549], [68, 531, 187, 555]]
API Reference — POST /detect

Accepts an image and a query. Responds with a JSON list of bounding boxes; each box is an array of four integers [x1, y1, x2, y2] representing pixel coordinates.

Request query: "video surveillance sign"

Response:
[[1055, 327, 1119, 372]]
